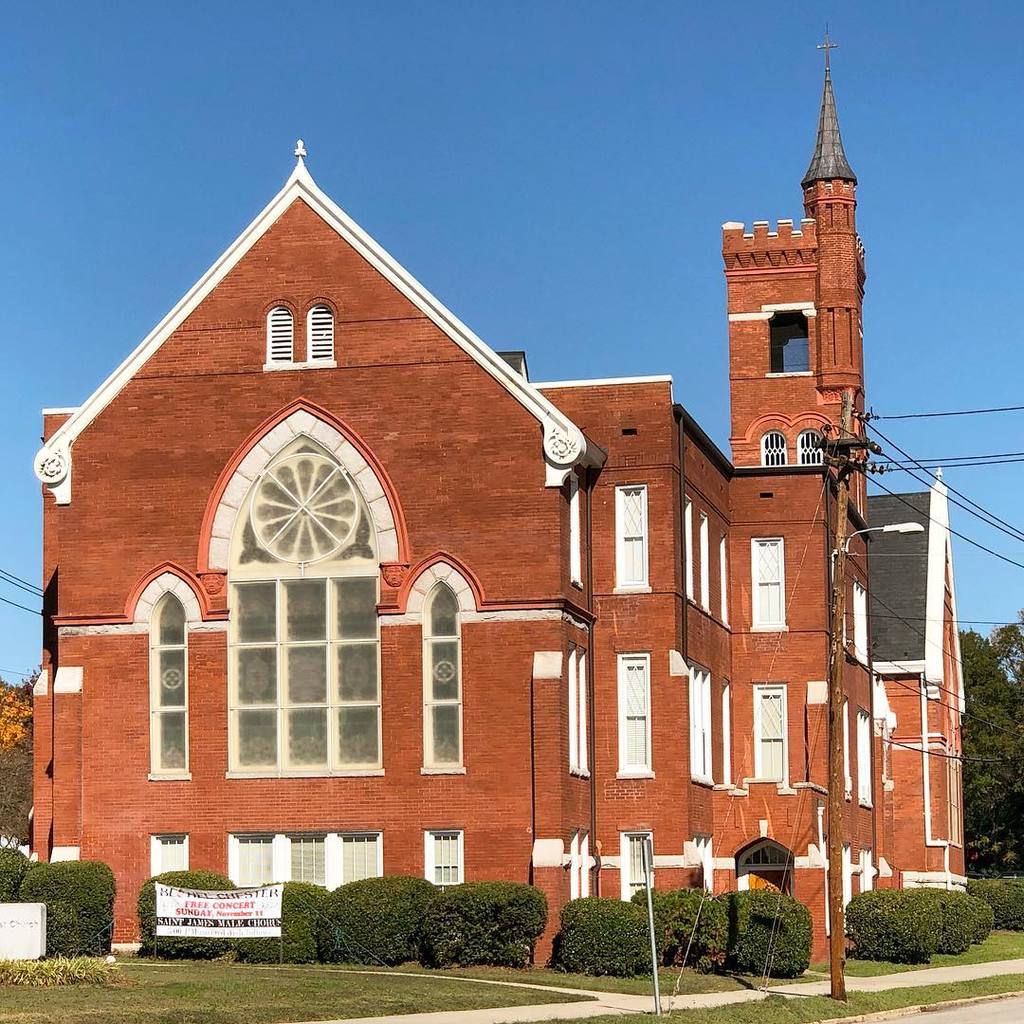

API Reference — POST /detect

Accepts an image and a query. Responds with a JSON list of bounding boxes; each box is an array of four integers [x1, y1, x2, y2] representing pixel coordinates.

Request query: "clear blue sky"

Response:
[[2, 2, 1023, 678]]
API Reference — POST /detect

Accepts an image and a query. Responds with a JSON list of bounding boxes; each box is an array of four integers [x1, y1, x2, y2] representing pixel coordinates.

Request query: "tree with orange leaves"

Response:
[[0, 676, 34, 847]]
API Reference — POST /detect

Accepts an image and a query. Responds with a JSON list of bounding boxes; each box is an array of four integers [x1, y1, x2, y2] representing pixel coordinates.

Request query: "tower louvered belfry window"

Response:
[[267, 306, 294, 363], [307, 305, 335, 362]]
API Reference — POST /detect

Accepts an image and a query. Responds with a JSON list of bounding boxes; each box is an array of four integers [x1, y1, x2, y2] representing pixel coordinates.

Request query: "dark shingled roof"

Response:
[[867, 492, 930, 663], [802, 68, 857, 188]]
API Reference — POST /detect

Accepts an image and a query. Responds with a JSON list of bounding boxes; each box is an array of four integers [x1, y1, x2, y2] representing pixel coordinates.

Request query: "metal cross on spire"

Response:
[[818, 27, 838, 73]]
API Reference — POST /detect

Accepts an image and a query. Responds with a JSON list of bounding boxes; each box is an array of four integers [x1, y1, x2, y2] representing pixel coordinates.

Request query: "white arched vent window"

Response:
[[761, 431, 788, 467], [307, 305, 335, 363], [228, 435, 380, 775], [151, 594, 188, 776], [423, 583, 462, 769], [797, 429, 824, 466], [266, 306, 295, 364]]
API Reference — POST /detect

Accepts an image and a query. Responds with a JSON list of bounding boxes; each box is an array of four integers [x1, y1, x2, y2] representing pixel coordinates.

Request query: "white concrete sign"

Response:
[[0, 903, 47, 960]]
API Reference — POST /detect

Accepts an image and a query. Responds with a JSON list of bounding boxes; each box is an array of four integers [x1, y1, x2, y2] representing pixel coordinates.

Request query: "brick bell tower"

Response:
[[724, 43, 865, 476]]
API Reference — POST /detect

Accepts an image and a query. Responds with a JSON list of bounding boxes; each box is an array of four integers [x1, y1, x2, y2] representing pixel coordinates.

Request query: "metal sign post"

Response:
[[642, 836, 662, 1016]]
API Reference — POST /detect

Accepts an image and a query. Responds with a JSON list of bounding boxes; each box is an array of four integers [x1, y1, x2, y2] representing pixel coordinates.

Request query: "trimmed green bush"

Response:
[[419, 882, 547, 968], [967, 879, 1024, 931], [0, 848, 29, 902], [966, 892, 995, 945], [915, 889, 982, 955], [630, 887, 727, 971], [846, 889, 941, 964], [554, 897, 650, 977], [18, 860, 116, 956], [235, 882, 326, 964], [720, 890, 812, 978], [137, 870, 236, 960], [318, 875, 436, 965]]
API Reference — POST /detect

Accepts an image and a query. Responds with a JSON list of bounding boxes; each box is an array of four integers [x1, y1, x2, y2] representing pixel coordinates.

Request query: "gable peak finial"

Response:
[[294, 139, 307, 160]]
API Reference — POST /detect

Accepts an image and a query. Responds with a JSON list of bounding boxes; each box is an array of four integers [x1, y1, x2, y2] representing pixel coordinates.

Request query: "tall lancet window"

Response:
[[228, 435, 380, 775], [151, 594, 188, 776], [423, 583, 463, 769]]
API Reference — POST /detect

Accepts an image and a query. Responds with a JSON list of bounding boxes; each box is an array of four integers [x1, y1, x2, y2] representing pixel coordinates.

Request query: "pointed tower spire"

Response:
[[801, 32, 857, 187]]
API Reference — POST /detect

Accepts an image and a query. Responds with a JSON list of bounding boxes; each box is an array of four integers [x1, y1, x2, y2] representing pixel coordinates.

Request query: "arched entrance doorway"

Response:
[[736, 840, 794, 894]]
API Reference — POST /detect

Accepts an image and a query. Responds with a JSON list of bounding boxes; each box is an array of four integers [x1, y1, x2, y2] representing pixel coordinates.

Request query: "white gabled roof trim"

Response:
[[536, 374, 673, 396], [35, 152, 596, 502]]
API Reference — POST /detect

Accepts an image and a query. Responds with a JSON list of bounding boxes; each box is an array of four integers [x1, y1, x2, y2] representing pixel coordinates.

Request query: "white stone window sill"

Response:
[[690, 776, 715, 789], [751, 623, 788, 633], [570, 769, 591, 779], [420, 766, 467, 775], [616, 770, 655, 780], [859, 799, 873, 809], [745, 777, 785, 787], [765, 371, 812, 378], [148, 772, 192, 782], [571, 578, 583, 590], [263, 359, 338, 372], [225, 768, 384, 779], [613, 585, 652, 595]]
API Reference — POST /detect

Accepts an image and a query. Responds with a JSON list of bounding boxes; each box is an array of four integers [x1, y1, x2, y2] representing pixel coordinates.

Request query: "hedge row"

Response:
[[5, 855, 117, 957], [967, 879, 1024, 931], [558, 889, 810, 979], [846, 888, 994, 964]]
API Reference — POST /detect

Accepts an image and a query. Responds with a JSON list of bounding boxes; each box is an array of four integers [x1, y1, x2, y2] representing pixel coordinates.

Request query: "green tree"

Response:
[[961, 627, 1024, 872]]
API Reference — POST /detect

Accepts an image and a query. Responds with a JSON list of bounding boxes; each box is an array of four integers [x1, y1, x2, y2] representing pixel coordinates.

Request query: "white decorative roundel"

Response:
[[250, 453, 358, 563]]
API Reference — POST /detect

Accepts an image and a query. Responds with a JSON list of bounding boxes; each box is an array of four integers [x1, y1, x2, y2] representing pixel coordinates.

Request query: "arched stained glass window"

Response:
[[761, 431, 788, 467], [797, 429, 824, 466], [151, 594, 188, 775], [228, 435, 380, 774], [423, 583, 462, 769]]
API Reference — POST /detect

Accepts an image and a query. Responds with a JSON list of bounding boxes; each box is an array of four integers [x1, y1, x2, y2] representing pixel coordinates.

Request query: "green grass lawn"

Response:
[[810, 929, 1024, 977], [0, 960, 591, 1024], [572, 973, 1024, 1023]]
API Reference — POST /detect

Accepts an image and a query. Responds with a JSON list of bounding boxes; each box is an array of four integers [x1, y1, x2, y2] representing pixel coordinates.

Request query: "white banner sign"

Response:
[[155, 884, 283, 939]]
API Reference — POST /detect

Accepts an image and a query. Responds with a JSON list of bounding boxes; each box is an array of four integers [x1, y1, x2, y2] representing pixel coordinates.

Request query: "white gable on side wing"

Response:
[[34, 145, 599, 504]]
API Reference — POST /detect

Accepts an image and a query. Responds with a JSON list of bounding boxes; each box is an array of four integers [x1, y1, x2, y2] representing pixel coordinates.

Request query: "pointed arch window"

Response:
[[761, 431, 788, 467], [151, 594, 188, 776], [267, 306, 295, 364], [423, 583, 463, 769], [228, 435, 381, 775], [797, 429, 824, 466], [307, 305, 335, 363]]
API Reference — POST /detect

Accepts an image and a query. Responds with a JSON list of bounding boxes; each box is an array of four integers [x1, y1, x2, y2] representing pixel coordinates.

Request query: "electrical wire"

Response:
[[0, 569, 42, 597], [870, 404, 1024, 421], [0, 594, 41, 616]]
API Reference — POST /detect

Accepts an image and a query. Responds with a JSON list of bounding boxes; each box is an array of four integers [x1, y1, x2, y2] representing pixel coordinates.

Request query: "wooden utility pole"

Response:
[[826, 390, 855, 1003]]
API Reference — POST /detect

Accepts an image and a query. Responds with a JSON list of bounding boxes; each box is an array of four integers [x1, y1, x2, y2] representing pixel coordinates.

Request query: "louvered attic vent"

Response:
[[308, 305, 335, 362], [267, 306, 294, 363]]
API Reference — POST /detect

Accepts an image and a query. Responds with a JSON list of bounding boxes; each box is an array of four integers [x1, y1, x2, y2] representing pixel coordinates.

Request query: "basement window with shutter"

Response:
[[266, 306, 295, 366], [307, 305, 335, 363]]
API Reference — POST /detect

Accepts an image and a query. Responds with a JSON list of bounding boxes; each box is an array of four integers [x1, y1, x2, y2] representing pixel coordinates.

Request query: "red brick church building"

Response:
[[31, 62, 964, 957]]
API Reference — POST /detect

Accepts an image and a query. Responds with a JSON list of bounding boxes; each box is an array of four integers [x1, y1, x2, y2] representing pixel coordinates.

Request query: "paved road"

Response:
[[915, 995, 1024, 1023]]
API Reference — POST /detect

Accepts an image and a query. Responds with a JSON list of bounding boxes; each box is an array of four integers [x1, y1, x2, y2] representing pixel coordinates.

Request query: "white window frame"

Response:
[[266, 305, 295, 365], [579, 830, 590, 898], [336, 832, 384, 888], [797, 429, 824, 466], [424, 829, 464, 886], [423, 583, 463, 771], [688, 664, 713, 784], [226, 831, 382, 890], [842, 843, 853, 908], [719, 534, 729, 624], [567, 646, 578, 773], [853, 581, 868, 664], [721, 681, 732, 787], [306, 304, 336, 363], [150, 834, 189, 876], [568, 475, 582, 587], [615, 485, 649, 590], [229, 833, 277, 887], [569, 830, 582, 900], [856, 708, 872, 806], [761, 431, 788, 467], [150, 593, 189, 778], [617, 653, 652, 776], [699, 512, 710, 610], [684, 499, 694, 600], [860, 847, 874, 892], [843, 699, 852, 798], [620, 831, 652, 901], [694, 834, 714, 893], [751, 538, 786, 630], [753, 684, 788, 784]]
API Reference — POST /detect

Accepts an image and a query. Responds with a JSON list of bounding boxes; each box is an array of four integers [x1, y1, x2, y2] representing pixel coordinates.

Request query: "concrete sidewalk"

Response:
[[283, 957, 1024, 1024]]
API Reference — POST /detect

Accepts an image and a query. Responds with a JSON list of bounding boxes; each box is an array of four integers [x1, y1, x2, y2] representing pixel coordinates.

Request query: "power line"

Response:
[[869, 476, 1024, 573], [867, 422, 1024, 545], [0, 594, 42, 616], [872, 612, 1023, 628], [871, 404, 1024, 421], [0, 667, 35, 680], [0, 575, 45, 600], [888, 737, 1011, 764], [0, 569, 42, 598], [877, 457, 1024, 472]]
